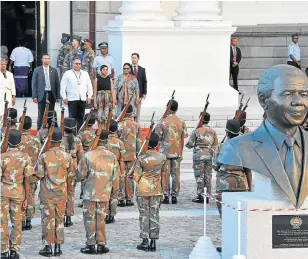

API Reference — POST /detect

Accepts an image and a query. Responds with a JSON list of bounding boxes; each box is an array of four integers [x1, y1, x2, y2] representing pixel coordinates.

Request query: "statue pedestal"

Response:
[[222, 173, 308, 259]]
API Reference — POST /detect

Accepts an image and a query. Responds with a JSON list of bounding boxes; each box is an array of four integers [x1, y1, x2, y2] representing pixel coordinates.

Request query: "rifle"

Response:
[[106, 108, 113, 133], [89, 120, 106, 151], [235, 94, 244, 121], [162, 90, 175, 119], [1, 93, 9, 128], [197, 94, 210, 128], [116, 95, 133, 122], [142, 112, 155, 154], [78, 108, 95, 134], [1, 118, 11, 153], [18, 99, 27, 131], [60, 99, 65, 135], [42, 92, 50, 128]]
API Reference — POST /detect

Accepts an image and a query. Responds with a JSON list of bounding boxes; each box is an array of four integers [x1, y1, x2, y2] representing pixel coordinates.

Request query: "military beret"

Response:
[[8, 108, 17, 119], [121, 104, 133, 114], [65, 41, 72, 46], [99, 42, 108, 49], [99, 130, 109, 141], [169, 100, 178, 112], [8, 129, 21, 147], [148, 133, 159, 149], [64, 117, 76, 129], [48, 110, 57, 119], [72, 35, 82, 42], [84, 39, 93, 45], [109, 120, 118, 133], [83, 113, 96, 126], [225, 119, 240, 135], [22, 116, 32, 130], [52, 128, 62, 142]]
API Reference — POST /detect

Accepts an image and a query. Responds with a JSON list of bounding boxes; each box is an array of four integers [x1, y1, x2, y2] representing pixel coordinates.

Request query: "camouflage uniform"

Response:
[[106, 133, 126, 216], [118, 118, 142, 201], [36, 147, 74, 245], [77, 146, 120, 246], [97, 88, 114, 123], [155, 114, 188, 197], [77, 127, 96, 152], [134, 150, 168, 239], [81, 49, 95, 77], [63, 47, 82, 73], [186, 125, 218, 195], [61, 135, 84, 216], [0, 148, 34, 252], [19, 131, 42, 221], [37, 128, 48, 145], [57, 45, 69, 79]]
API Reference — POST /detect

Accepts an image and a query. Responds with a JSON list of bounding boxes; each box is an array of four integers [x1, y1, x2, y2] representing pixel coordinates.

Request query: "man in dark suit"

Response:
[[32, 54, 60, 130], [217, 65, 308, 209], [230, 37, 242, 93], [131, 53, 147, 122]]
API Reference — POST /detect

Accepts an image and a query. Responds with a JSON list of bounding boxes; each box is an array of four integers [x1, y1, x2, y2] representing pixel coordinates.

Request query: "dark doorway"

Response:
[[1, 1, 47, 97]]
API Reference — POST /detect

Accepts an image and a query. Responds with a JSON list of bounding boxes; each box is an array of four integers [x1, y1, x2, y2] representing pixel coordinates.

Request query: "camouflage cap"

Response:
[[52, 128, 62, 142], [8, 108, 17, 119], [8, 129, 21, 146], [109, 120, 118, 133], [149, 132, 159, 149], [72, 35, 82, 42]]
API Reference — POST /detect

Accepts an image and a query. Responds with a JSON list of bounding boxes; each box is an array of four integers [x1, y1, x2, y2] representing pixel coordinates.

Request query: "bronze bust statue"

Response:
[[217, 64, 308, 208]]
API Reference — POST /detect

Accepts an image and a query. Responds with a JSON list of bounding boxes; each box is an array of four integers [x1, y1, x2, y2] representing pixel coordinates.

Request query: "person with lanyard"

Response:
[[93, 65, 116, 122], [60, 58, 93, 131], [92, 42, 115, 80]]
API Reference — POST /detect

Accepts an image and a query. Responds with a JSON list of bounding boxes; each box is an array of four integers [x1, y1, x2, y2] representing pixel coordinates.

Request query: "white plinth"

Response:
[[222, 173, 308, 259], [105, 20, 238, 108]]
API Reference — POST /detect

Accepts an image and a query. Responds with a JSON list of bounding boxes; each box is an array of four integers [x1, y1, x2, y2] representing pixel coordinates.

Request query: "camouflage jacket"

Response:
[[57, 45, 69, 69], [106, 133, 126, 162], [186, 125, 218, 161], [155, 113, 188, 159], [37, 128, 48, 145], [118, 118, 142, 161], [81, 49, 95, 77], [19, 131, 42, 183], [77, 127, 96, 152], [61, 135, 84, 174], [134, 150, 168, 197], [77, 146, 120, 201], [1, 148, 34, 201], [36, 146, 74, 204], [240, 126, 251, 135], [63, 47, 82, 72]]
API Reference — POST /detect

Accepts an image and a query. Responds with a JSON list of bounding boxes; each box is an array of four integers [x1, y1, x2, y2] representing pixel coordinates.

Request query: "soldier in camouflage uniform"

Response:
[[76, 113, 96, 207], [118, 105, 142, 206], [61, 118, 83, 227], [213, 119, 249, 216], [1, 130, 34, 259], [134, 133, 168, 252], [238, 111, 251, 135], [105, 120, 126, 223], [155, 100, 188, 205], [18, 116, 42, 231], [80, 39, 95, 78], [77, 130, 119, 255], [37, 110, 58, 145], [56, 33, 70, 79], [36, 128, 74, 257], [62, 35, 82, 73], [186, 112, 218, 204]]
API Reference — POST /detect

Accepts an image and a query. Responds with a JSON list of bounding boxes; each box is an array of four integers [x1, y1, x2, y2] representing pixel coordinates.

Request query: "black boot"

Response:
[[54, 244, 62, 257], [39, 245, 52, 257], [206, 197, 209, 204], [192, 195, 204, 203], [162, 196, 169, 204], [137, 238, 149, 251], [171, 196, 178, 204], [0, 252, 9, 259], [22, 221, 26, 231], [64, 217, 67, 227], [25, 219, 32, 230], [80, 190, 83, 199], [97, 244, 109, 254], [109, 216, 115, 224], [149, 239, 156, 252], [118, 200, 126, 207], [105, 215, 110, 224], [126, 200, 134, 206], [66, 216, 73, 227], [80, 245, 96, 254], [9, 251, 19, 259]]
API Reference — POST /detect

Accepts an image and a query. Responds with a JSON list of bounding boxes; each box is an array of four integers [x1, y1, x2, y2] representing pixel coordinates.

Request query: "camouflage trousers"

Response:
[[83, 201, 108, 245], [107, 194, 118, 217], [22, 182, 38, 220], [119, 161, 135, 201], [1, 197, 23, 252], [193, 158, 212, 195], [96, 90, 114, 123], [164, 158, 181, 197], [40, 203, 66, 245], [216, 191, 247, 217], [137, 196, 162, 239], [66, 178, 77, 216]]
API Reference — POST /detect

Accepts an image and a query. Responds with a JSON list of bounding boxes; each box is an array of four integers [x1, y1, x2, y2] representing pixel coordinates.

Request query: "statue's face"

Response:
[[266, 75, 308, 127]]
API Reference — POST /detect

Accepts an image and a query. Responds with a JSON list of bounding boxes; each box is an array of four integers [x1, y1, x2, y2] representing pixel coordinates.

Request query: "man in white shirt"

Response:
[[8, 40, 34, 97], [61, 58, 93, 131], [287, 33, 301, 69], [92, 42, 115, 79]]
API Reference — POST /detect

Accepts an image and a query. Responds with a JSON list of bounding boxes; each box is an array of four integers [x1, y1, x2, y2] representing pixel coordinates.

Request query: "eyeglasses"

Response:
[[75, 63, 81, 65], [294, 38, 299, 39], [123, 67, 130, 70]]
